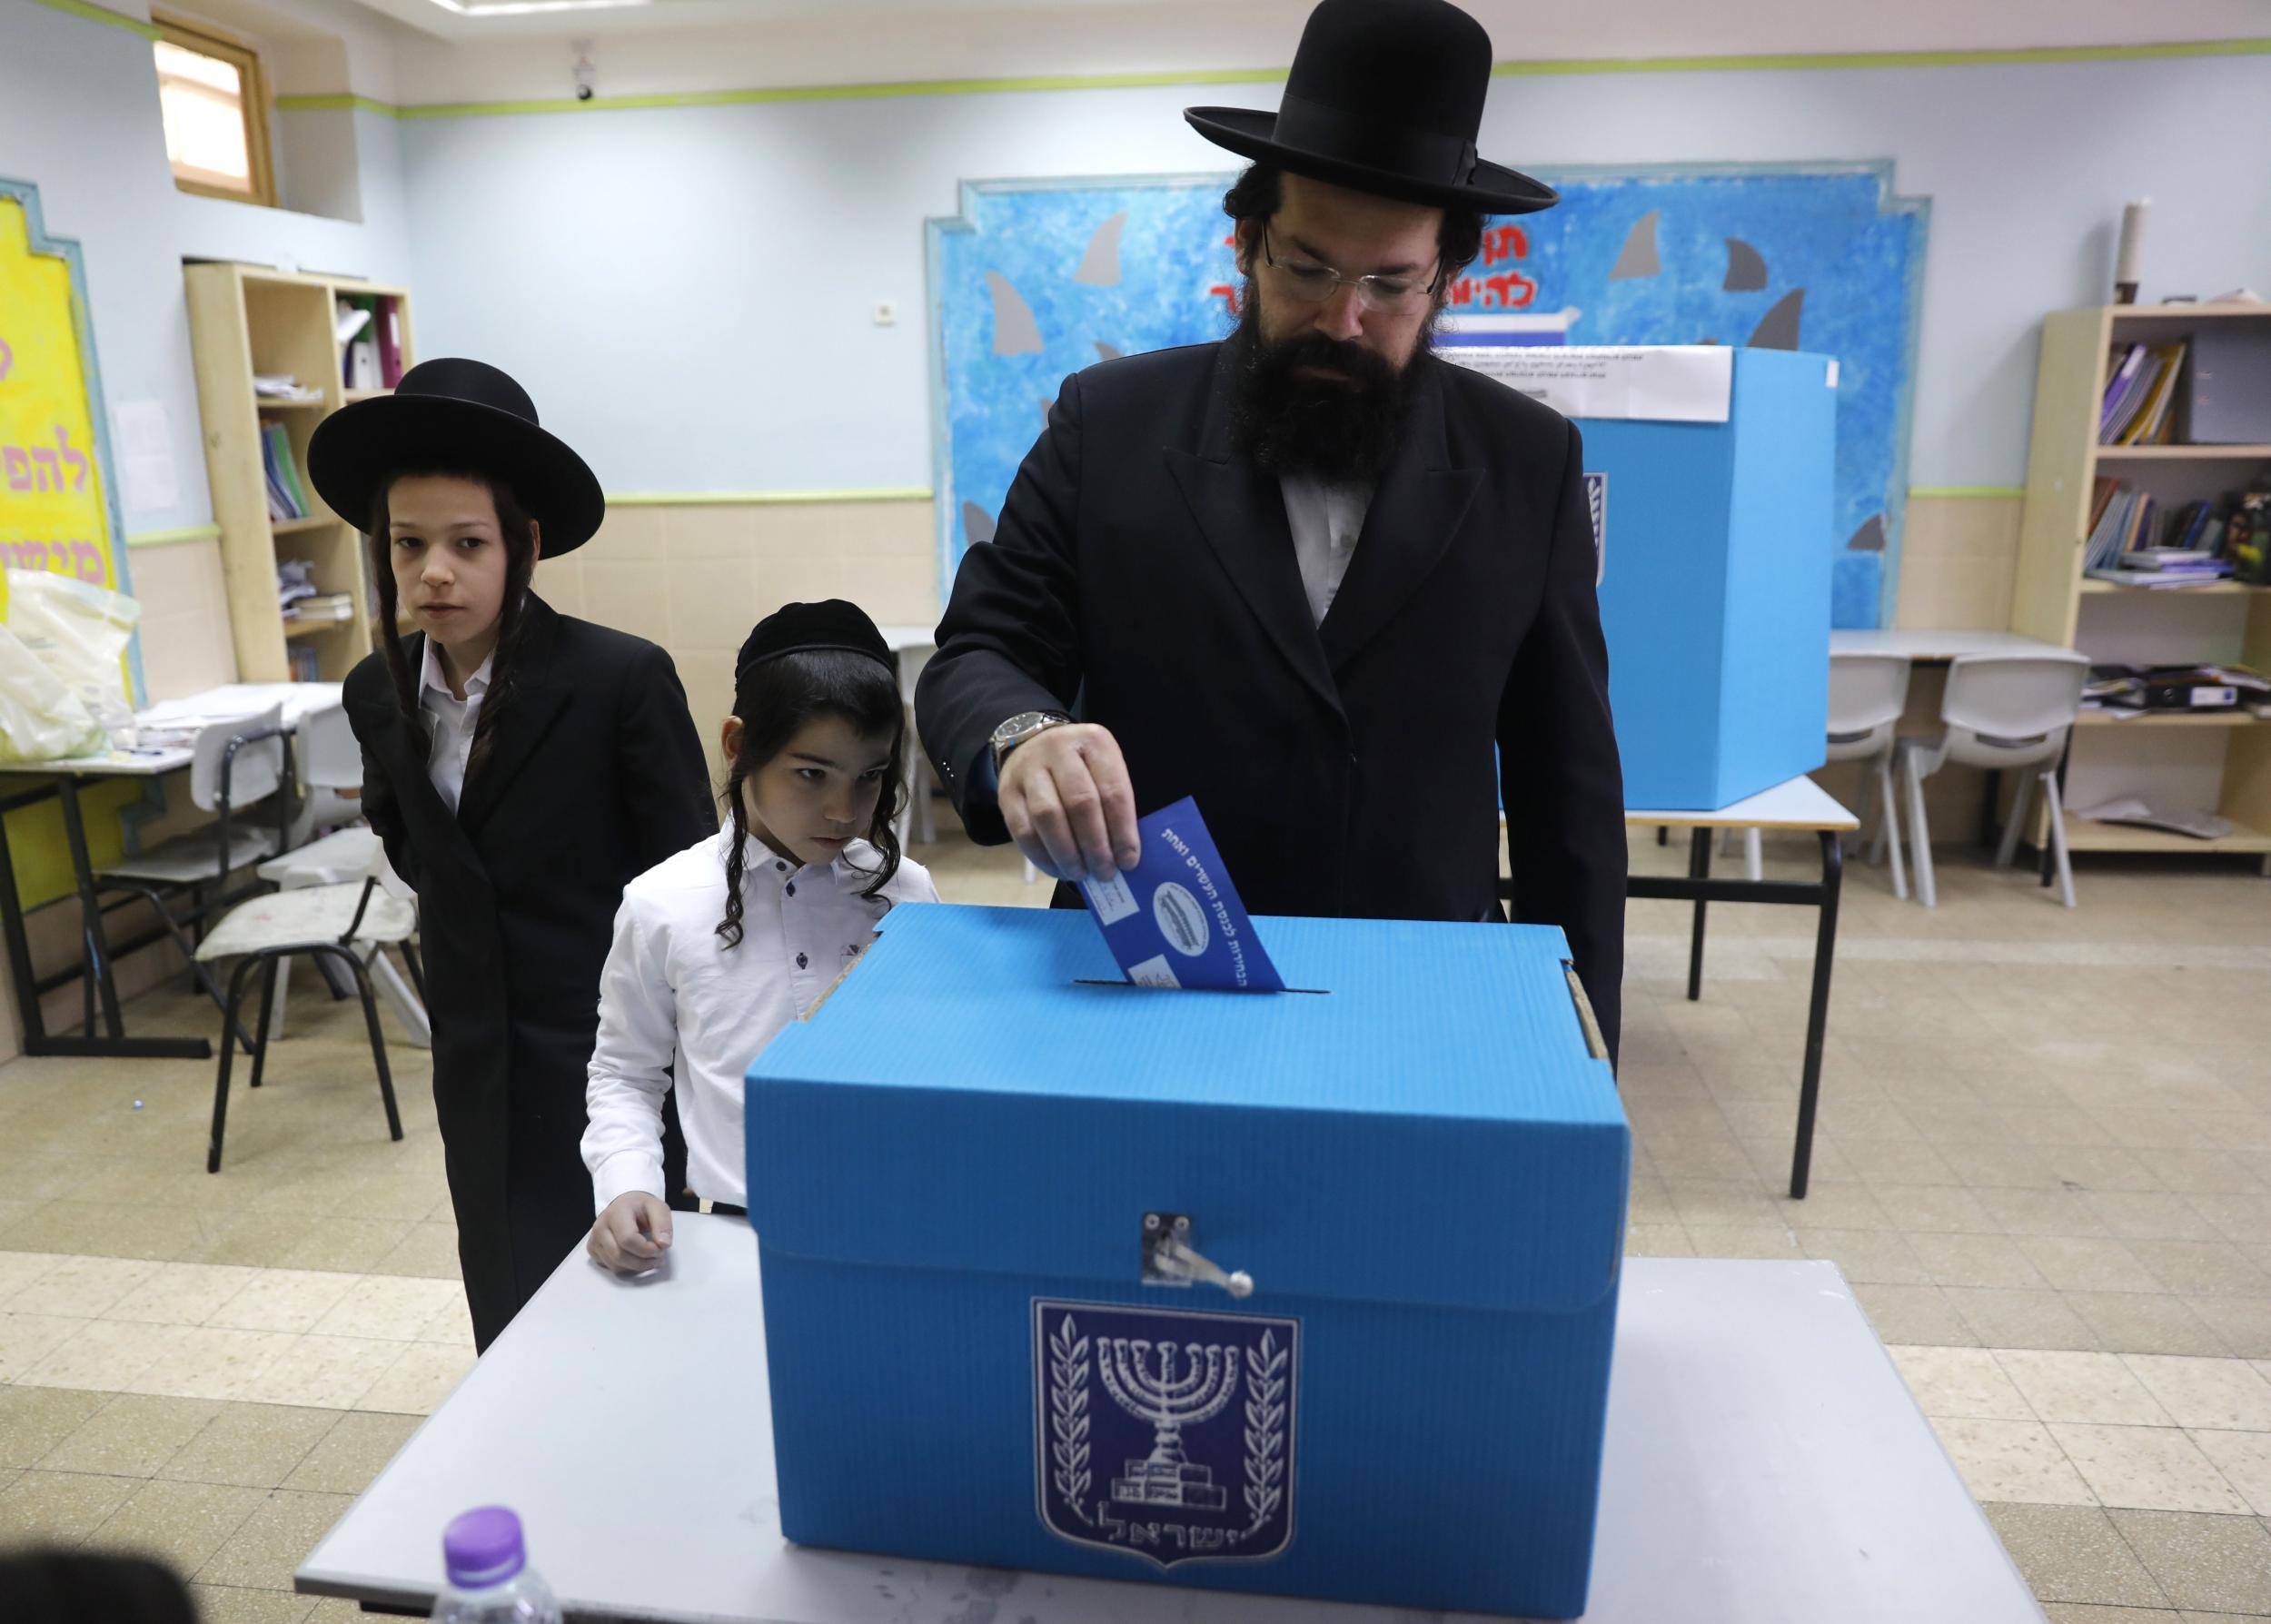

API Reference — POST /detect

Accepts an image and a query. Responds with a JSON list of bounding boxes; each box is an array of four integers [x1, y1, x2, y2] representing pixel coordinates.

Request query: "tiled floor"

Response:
[[1, 817, 2268, 1619]]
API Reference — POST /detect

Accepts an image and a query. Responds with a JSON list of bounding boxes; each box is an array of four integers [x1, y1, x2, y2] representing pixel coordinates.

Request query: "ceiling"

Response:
[[332, 0, 2271, 56]]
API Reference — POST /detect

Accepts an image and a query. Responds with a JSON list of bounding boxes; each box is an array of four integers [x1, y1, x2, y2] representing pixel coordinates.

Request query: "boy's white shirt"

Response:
[[582, 829, 939, 1213]]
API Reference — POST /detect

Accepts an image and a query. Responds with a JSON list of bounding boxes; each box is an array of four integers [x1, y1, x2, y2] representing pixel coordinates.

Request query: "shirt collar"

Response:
[[739, 832, 883, 892], [419, 638, 493, 704]]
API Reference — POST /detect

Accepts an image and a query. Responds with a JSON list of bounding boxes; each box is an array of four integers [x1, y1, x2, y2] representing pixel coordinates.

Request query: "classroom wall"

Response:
[[0, 0, 415, 1060], [390, 50, 2271, 509]]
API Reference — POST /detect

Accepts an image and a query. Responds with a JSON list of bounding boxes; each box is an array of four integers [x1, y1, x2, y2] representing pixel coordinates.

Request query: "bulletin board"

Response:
[[927, 161, 1928, 629], [0, 176, 148, 909]]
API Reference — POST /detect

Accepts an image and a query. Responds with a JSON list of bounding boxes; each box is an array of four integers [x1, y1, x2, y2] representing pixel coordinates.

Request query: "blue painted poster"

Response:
[[927, 162, 1926, 628]]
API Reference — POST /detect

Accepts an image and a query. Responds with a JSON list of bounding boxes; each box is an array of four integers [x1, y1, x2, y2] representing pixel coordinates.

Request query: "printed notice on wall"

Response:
[[1076, 797, 1284, 992], [1443, 344, 1733, 423]]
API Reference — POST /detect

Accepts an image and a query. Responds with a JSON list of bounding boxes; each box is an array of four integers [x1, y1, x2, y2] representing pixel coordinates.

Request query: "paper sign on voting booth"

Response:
[[745, 904, 1629, 1618]]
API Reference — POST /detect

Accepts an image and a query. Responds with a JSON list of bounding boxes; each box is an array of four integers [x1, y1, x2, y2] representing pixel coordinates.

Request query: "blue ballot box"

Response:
[[746, 904, 1629, 1619], [1584, 348, 1837, 810]]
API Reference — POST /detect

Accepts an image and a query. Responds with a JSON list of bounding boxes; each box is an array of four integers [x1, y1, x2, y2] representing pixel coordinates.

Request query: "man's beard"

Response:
[[1225, 282, 1436, 483]]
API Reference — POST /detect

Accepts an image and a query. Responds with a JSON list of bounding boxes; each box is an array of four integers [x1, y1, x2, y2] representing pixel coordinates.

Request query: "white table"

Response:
[[299, 1220, 2041, 1623], [0, 682, 344, 1060], [1620, 777, 1857, 1198], [1829, 629, 2067, 663]]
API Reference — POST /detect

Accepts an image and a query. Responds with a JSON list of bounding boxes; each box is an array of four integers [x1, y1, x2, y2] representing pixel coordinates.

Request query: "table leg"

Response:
[[0, 796, 49, 1053], [1686, 827, 1711, 1002], [1789, 831, 1845, 1200], [56, 779, 124, 1039]]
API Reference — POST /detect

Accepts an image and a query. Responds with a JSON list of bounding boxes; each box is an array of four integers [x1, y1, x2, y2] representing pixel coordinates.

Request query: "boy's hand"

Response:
[[588, 1192, 674, 1274]]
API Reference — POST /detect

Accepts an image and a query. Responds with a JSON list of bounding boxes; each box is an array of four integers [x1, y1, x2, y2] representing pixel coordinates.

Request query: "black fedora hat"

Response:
[[307, 358, 604, 556], [1186, 0, 1555, 216]]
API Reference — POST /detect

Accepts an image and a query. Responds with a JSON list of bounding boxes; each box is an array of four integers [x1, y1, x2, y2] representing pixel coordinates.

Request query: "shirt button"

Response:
[[785, 882, 796, 896], [796, 952, 808, 969], [777, 862, 788, 873]]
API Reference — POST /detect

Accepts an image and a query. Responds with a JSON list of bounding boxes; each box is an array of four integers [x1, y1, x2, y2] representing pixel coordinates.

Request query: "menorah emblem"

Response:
[[1099, 1338, 1240, 1510], [1035, 1299, 1299, 1569]]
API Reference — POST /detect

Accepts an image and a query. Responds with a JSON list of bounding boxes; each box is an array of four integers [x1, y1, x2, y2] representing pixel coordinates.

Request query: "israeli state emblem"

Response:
[[1033, 1299, 1298, 1569]]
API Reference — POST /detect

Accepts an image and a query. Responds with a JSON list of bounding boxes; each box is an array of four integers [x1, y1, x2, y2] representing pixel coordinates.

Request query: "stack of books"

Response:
[[2100, 342, 2189, 446], [2081, 480, 2236, 585], [263, 423, 312, 522], [283, 592, 356, 626]]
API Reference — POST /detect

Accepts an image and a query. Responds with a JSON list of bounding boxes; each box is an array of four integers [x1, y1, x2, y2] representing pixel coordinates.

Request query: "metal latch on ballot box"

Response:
[[1141, 1212, 1254, 1299]]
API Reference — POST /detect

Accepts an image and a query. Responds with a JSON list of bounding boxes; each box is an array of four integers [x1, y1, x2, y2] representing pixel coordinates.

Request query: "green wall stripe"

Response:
[[1909, 486, 2027, 499], [124, 523, 223, 547], [25, 0, 161, 41], [607, 489, 933, 507], [265, 34, 2271, 122], [274, 94, 400, 117]]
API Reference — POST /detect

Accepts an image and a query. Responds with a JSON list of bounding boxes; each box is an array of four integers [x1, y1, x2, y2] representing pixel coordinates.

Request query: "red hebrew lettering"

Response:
[[71, 540, 104, 581], [1207, 283, 1243, 318], [3, 448, 28, 491], [1448, 277, 1476, 306], [1483, 272, 1538, 308], [1482, 223, 1529, 266]]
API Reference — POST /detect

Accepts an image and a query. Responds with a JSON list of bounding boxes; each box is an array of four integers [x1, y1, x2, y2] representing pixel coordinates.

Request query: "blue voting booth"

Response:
[[747, 904, 1629, 1619], [1583, 349, 1837, 810]]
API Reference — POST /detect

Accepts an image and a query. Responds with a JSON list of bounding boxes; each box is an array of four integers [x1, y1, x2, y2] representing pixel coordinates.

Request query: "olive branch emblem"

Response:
[[1243, 1330, 1287, 1532], [1047, 1314, 1093, 1523]]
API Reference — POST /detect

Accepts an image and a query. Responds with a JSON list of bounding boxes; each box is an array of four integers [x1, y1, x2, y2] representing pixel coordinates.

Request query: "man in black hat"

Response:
[[916, 0, 1625, 1056]]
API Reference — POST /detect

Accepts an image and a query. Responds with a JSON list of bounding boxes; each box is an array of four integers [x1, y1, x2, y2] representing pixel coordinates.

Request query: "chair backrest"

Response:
[[1827, 652, 1912, 741], [299, 703, 361, 791], [188, 704, 286, 813], [1940, 654, 2088, 757]]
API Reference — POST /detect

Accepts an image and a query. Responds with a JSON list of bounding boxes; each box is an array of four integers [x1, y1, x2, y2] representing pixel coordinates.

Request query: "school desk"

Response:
[[0, 682, 342, 1059], [297, 1215, 2041, 1624]]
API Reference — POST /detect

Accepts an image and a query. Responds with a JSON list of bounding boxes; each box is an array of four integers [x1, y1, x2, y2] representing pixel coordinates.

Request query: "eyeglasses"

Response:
[[1259, 223, 1443, 313]]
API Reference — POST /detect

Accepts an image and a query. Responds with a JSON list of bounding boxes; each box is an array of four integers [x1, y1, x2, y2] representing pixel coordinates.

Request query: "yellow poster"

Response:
[[0, 192, 121, 604], [0, 182, 139, 912]]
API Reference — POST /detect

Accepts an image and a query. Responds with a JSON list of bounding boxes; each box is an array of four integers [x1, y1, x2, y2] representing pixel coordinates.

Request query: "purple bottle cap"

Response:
[[442, 1506, 525, 1589]]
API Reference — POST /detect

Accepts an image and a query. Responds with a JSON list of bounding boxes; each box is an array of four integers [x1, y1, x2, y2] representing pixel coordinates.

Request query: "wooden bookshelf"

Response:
[[183, 264, 414, 683], [2014, 302, 2271, 874]]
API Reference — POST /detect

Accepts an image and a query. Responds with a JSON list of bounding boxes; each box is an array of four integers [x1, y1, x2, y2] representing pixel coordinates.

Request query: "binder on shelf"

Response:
[[2182, 326, 2271, 445], [375, 296, 402, 389]]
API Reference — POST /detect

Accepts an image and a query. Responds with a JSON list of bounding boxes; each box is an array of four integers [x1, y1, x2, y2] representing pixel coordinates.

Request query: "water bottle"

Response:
[[430, 1506, 562, 1624]]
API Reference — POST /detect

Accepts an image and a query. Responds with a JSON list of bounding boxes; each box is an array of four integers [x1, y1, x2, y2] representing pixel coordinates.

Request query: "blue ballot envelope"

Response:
[[746, 904, 1629, 1619], [1076, 797, 1284, 992]]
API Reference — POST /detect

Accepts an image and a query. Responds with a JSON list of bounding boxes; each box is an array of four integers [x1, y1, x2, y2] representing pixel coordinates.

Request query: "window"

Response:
[[154, 15, 275, 206]]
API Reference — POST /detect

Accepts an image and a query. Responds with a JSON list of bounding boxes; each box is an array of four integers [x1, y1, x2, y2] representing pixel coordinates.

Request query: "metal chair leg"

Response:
[[399, 940, 427, 1005], [1877, 756, 1908, 902], [114, 884, 255, 1052], [1904, 749, 1938, 908], [248, 957, 280, 1090], [331, 947, 403, 1144], [2041, 769, 2078, 909], [208, 956, 262, 1173]]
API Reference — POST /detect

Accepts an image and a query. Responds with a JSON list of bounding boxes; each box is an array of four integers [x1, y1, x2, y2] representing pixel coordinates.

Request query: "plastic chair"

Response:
[[1897, 652, 2088, 910], [283, 702, 363, 848], [1828, 651, 1914, 898], [194, 846, 415, 1172], [94, 705, 290, 1037]]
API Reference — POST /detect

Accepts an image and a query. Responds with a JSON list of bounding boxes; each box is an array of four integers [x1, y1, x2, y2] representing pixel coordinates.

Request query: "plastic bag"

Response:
[[4, 569, 141, 746], [0, 622, 105, 761]]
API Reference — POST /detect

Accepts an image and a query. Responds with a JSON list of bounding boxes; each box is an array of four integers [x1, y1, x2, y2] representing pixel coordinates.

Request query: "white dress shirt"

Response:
[[1280, 473, 1374, 625], [581, 831, 940, 1213], [416, 639, 492, 814]]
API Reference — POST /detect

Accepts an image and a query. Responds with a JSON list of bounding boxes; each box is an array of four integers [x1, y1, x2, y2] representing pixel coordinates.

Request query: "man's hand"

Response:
[[588, 1192, 673, 1275], [998, 722, 1142, 882]]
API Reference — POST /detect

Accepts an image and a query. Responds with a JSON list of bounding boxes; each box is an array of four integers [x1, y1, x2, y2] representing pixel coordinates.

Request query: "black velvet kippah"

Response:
[[734, 599, 895, 689]]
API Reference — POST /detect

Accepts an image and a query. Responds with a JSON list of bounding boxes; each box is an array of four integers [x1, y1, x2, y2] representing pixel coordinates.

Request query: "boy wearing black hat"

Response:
[[917, 0, 1627, 1058], [319, 361, 718, 1350]]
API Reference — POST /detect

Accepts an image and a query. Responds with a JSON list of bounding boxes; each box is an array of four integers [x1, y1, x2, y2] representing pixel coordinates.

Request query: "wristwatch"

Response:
[[990, 710, 1071, 775]]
